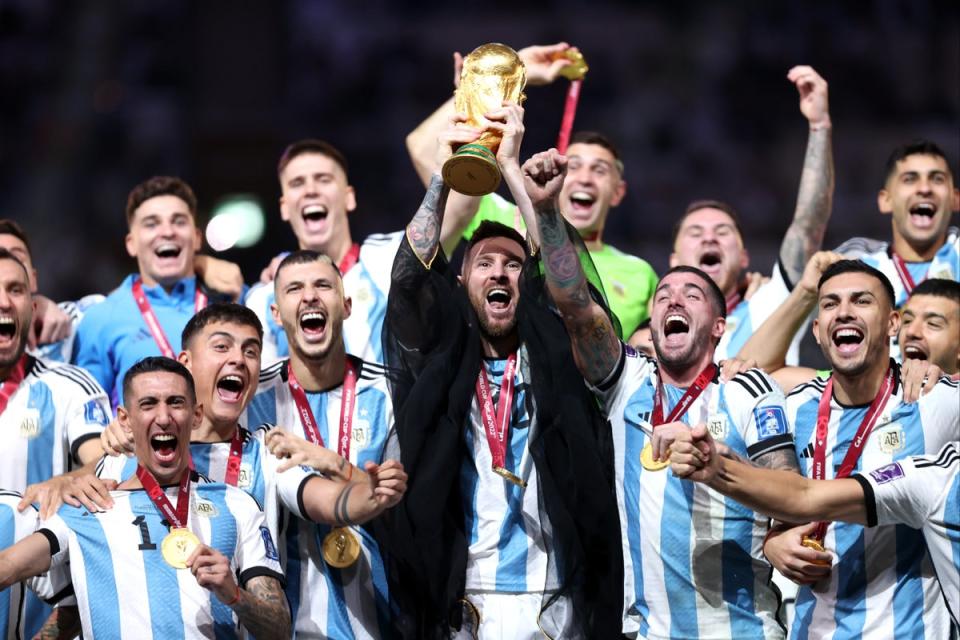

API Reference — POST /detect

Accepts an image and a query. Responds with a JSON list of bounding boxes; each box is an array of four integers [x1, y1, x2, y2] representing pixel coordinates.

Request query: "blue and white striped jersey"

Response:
[[854, 441, 960, 627], [787, 369, 958, 639], [245, 232, 403, 365], [592, 345, 792, 639], [39, 475, 284, 640], [2, 491, 40, 640], [30, 294, 106, 364], [461, 347, 557, 595], [242, 356, 395, 639], [0, 356, 110, 493], [716, 261, 799, 365], [837, 226, 959, 308], [73, 274, 206, 407]]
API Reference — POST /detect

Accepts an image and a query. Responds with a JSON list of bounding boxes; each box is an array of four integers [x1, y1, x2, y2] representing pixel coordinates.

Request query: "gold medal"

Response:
[[161, 528, 201, 569], [322, 527, 361, 568], [640, 443, 670, 471], [801, 535, 832, 566], [492, 465, 527, 488]]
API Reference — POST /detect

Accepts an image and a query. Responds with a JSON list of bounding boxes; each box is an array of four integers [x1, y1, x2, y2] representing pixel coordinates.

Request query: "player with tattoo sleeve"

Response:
[[524, 148, 799, 639]]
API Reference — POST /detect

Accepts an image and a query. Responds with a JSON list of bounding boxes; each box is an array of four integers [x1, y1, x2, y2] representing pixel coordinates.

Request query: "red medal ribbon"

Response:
[[131, 278, 207, 359], [136, 464, 191, 528], [223, 429, 245, 486], [811, 366, 895, 540], [475, 353, 519, 474], [725, 292, 743, 316], [651, 363, 717, 427], [891, 253, 923, 295], [338, 244, 361, 276], [0, 355, 28, 415], [287, 358, 358, 458], [556, 79, 582, 155]]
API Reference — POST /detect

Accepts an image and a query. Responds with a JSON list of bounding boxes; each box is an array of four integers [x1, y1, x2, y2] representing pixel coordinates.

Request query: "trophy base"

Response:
[[442, 144, 501, 196]]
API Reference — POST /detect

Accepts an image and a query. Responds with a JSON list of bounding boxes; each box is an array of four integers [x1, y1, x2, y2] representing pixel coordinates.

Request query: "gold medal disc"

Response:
[[161, 528, 201, 569], [640, 443, 670, 471], [322, 527, 361, 568], [801, 535, 832, 566], [492, 465, 527, 488]]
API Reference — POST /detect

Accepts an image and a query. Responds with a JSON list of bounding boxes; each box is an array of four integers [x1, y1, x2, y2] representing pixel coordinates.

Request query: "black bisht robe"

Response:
[[376, 232, 624, 639]]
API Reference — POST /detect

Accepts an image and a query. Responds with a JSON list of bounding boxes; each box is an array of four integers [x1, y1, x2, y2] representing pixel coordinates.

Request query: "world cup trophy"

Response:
[[442, 43, 526, 196]]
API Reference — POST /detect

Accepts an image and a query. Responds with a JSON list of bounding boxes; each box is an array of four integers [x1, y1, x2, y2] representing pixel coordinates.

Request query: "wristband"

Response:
[[225, 584, 241, 606]]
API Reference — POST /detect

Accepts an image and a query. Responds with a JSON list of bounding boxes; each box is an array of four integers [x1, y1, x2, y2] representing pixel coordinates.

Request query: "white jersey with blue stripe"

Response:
[[245, 232, 403, 365], [837, 226, 959, 308], [31, 294, 105, 363], [461, 346, 557, 595], [716, 261, 799, 365], [853, 441, 960, 627], [0, 356, 110, 493], [242, 357, 395, 639], [787, 369, 958, 639], [592, 345, 791, 639], [39, 475, 284, 640], [2, 491, 39, 640]]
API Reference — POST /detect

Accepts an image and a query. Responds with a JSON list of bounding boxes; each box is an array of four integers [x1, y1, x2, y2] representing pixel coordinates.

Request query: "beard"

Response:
[[652, 328, 713, 372]]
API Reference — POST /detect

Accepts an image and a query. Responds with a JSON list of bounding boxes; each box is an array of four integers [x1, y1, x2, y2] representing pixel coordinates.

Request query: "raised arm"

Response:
[[524, 149, 621, 384], [779, 66, 835, 285], [299, 459, 408, 526], [671, 425, 867, 525]]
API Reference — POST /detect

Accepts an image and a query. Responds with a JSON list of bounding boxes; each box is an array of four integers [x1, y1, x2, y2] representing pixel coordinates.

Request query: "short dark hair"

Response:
[[122, 356, 196, 408], [125, 176, 199, 226], [672, 200, 744, 245], [817, 260, 896, 309], [658, 265, 728, 319], [0, 248, 29, 281], [277, 139, 349, 182], [181, 303, 264, 349], [909, 278, 960, 305], [569, 131, 624, 175], [273, 250, 342, 291], [0, 220, 31, 257], [464, 221, 530, 261], [881, 140, 953, 187]]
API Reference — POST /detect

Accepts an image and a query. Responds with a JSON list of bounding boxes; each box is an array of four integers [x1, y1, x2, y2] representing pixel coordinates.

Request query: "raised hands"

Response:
[[363, 459, 408, 510], [788, 65, 830, 130], [265, 427, 352, 480], [522, 149, 567, 213], [432, 113, 482, 176]]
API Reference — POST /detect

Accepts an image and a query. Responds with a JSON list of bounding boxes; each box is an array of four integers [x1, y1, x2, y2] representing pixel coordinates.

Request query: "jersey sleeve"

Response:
[[589, 342, 656, 417], [95, 453, 136, 483], [917, 377, 960, 449], [275, 465, 321, 522], [227, 487, 285, 587], [853, 442, 958, 529], [59, 367, 111, 464], [244, 283, 282, 365], [461, 192, 523, 241], [726, 369, 795, 461], [37, 515, 71, 570]]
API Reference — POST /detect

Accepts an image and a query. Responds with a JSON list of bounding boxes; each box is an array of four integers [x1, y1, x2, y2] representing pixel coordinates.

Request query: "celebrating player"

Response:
[[0, 357, 290, 639], [525, 147, 798, 638]]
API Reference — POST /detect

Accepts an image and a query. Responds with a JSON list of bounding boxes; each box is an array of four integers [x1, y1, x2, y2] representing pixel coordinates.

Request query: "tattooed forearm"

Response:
[[36, 605, 82, 640], [537, 208, 591, 305], [334, 482, 357, 526], [233, 576, 291, 640], [780, 126, 834, 285], [754, 447, 801, 472], [406, 174, 450, 267]]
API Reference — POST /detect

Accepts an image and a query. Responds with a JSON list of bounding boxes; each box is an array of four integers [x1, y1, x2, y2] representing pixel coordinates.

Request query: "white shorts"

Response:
[[452, 591, 576, 640]]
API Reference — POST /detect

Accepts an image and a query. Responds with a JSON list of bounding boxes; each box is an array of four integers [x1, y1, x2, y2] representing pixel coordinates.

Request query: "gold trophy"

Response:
[[442, 43, 526, 196]]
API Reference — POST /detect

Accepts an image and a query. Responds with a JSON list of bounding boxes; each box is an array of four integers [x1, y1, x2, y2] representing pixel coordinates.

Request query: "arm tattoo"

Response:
[[753, 447, 802, 472], [333, 482, 357, 526], [780, 126, 834, 284], [406, 174, 450, 267], [536, 207, 620, 383], [233, 576, 291, 640], [36, 605, 82, 640]]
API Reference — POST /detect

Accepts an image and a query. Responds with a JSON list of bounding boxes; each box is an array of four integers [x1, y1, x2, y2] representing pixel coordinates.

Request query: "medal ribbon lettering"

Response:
[[287, 358, 358, 459], [223, 429, 245, 486], [811, 367, 895, 540], [651, 363, 718, 427], [0, 355, 27, 415], [136, 464, 191, 529], [891, 253, 923, 295], [132, 278, 207, 359], [475, 353, 519, 480]]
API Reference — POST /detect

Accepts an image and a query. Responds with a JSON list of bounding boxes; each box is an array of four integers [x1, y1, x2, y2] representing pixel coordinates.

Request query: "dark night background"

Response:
[[2, 0, 958, 301]]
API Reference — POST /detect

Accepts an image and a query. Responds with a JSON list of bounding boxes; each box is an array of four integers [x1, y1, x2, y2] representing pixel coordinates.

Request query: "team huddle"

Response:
[[0, 42, 957, 640]]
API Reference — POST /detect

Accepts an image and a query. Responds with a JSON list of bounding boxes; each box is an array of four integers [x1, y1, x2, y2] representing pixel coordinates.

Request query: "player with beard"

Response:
[[523, 148, 799, 638], [73, 177, 242, 407], [763, 260, 957, 639], [382, 105, 622, 638], [0, 357, 290, 639]]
